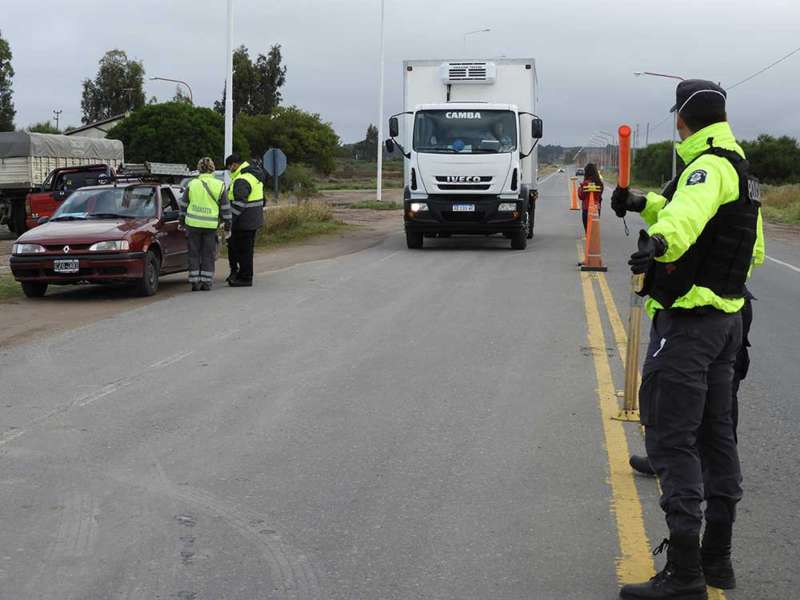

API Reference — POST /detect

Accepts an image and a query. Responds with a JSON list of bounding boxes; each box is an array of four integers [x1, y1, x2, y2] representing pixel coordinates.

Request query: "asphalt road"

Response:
[[1, 174, 798, 599]]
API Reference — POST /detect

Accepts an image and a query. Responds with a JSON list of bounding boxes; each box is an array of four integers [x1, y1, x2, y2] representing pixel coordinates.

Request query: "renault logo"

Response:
[[63, 245, 70, 254]]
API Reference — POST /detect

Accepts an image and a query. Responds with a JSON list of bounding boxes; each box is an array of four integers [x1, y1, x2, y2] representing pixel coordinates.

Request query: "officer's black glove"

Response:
[[628, 229, 667, 274], [611, 187, 647, 217]]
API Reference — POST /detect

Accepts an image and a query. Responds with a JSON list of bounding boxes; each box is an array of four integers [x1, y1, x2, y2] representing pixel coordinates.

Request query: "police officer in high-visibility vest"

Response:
[[224, 153, 265, 287], [611, 80, 765, 600], [180, 157, 231, 291]]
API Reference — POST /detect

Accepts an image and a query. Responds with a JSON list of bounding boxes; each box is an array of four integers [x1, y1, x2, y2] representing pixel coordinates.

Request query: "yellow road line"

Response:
[[578, 242, 726, 600], [580, 271, 655, 583]]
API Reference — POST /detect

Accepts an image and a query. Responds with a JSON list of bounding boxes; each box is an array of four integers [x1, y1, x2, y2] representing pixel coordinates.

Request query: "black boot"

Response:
[[619, 536, 707, 599], [226, 270, 238, 284], [229, 276, 253, 288], [191, 282, 200, 292], [701, 523, 736, 589], [630, 454, 656, 476]]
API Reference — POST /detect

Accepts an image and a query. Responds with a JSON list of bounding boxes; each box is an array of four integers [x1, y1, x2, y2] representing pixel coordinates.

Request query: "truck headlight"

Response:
[[12, 243, 46, 255], [498, 202, 519, 212], [410, 202, 429, 213], [89, 240, 130, 252]]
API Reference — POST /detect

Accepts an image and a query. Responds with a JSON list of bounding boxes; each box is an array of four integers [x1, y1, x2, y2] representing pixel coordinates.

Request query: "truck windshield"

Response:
[[52, 187, 157, 220], [413, 110, 517, 154]]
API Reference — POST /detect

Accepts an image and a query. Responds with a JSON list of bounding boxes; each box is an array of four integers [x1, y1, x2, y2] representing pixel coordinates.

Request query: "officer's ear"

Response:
[[676, 114, 692, 141]]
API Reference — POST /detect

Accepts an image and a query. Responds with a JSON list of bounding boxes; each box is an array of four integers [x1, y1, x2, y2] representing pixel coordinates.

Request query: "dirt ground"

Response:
[[0, 200, 401, 348]]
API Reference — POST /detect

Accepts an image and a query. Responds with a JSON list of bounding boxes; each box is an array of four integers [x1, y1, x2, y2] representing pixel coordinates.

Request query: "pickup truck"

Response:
[[26, 164, 115, 230]]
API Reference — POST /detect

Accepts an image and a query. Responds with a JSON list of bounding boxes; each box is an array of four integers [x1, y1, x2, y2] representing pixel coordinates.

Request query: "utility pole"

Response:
[[224, 0, 234, 173], [53, 109, 62, 131], [645, 122, 650, 147], [376, 0, 385, 201]]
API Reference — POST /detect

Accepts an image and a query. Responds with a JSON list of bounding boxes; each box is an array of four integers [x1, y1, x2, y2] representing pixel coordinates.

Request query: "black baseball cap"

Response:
[[670, 79, 727, 114]]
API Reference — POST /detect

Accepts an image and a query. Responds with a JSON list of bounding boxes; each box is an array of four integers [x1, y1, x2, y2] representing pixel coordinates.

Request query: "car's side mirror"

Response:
[[531, 118, 543, 139], [162, 209, 180, 222], [37, 217, 49, 225], [389, 116, 399, 138], [385, 139, 396, 154]]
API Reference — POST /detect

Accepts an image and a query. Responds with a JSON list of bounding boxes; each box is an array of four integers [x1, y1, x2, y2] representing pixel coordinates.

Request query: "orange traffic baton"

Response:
[[569, 177, 580, 210], [615, 123, 642, 421], [580, 183, 607, 272]]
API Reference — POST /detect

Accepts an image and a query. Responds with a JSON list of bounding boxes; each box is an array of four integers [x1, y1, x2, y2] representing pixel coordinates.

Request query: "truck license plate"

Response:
[[54, 259, 79, 273], [452, 204, 475, 212]]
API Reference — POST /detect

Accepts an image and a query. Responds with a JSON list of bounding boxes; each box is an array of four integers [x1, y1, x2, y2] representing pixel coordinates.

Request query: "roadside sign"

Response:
[[263, 148, 287, 177]]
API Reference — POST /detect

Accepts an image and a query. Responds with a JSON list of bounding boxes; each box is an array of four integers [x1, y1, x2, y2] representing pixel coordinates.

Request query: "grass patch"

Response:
[[761, 184, 800, 224], [0, 273, 22, 302], [348, 200, 402, 210], [255, 202, 347, 248]]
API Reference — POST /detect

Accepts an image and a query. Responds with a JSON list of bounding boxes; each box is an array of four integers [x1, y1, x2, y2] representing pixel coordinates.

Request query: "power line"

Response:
[[637, 44, 800, 144], [727, 45, 800, 90]]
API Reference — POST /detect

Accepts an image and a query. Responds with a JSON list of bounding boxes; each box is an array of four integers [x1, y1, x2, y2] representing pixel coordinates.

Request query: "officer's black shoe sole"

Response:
[[228, 279, 253, 288]]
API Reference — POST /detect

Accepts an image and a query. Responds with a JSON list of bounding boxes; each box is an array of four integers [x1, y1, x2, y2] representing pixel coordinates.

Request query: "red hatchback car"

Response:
[[10, 181, 189, 297]]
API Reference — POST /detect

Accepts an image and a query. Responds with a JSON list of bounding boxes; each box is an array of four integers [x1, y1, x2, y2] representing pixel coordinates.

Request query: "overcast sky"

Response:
[[3, 0, 799, 147]]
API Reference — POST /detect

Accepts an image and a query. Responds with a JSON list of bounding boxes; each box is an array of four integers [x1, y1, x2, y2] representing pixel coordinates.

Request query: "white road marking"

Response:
[[148, 350, 194, 369], [766, 255, 800, 273]]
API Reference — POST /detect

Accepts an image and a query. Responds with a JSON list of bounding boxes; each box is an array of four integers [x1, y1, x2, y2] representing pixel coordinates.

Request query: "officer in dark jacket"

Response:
[[224, 153, 265, 287], [611, 80, 764, 599]]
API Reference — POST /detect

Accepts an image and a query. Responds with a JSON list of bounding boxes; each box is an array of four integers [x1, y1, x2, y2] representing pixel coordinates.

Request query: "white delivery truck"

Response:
[[386, 58, 542, 249]]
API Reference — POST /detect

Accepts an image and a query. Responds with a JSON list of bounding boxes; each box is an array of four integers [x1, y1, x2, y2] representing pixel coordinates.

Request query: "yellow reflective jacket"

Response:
[[640, 122, 765, 318]]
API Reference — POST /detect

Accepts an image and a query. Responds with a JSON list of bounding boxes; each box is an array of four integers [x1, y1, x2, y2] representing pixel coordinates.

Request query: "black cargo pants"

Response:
[[227, 229, 256, 282], [640, 308, 743, 537]]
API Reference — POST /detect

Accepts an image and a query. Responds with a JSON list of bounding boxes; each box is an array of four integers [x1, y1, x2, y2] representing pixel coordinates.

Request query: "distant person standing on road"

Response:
[[611, 80, 764, 599], [577, 163, 604, 232], [224, 153, 265, 287], [180, 157, 230, 291]]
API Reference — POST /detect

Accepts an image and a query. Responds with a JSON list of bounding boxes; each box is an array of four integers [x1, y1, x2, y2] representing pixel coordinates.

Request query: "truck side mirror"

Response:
[[389, 117, 399, 138], [385, 139, 395, 154], [532, 118, 543, 139]]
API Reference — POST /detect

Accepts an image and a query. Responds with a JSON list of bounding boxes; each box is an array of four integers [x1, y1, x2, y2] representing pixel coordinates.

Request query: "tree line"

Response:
[[633, 136, 800, 186], [0, 29, 343, 176]]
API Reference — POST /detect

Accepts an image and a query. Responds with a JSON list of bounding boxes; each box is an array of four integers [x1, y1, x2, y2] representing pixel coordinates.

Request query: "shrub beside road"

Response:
[[762, 184, 800, 224]]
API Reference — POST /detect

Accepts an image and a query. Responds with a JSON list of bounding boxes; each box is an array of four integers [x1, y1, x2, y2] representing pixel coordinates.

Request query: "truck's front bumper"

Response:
[[404, 196, 525, 234], [10, 252, 146, 284]]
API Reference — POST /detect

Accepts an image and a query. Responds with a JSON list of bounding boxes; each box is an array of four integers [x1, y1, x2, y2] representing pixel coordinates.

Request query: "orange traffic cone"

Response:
[[580, 187, 607, 272], [569, 177, 580, 210]]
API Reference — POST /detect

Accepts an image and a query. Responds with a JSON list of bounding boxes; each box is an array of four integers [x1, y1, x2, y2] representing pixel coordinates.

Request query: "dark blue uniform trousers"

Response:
[[640, 308, 743, 537]]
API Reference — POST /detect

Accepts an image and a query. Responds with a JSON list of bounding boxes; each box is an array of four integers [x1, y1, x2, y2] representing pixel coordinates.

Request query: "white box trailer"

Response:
[[0, 132, 124, 233], [388, 58, 542, 249]]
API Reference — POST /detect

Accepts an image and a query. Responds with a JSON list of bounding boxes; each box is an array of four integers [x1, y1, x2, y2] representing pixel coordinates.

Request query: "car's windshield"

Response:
[[52, 186, 157, 220], [413, 110, 517, 154]]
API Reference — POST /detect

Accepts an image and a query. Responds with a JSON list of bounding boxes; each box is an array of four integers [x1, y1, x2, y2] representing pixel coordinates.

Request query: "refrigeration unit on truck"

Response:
[[385, 58, 543, 249], [0, 132, 124, 234]]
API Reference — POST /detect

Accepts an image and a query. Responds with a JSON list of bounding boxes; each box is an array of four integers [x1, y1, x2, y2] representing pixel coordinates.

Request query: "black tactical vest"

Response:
[[641, 142, 760, 308]]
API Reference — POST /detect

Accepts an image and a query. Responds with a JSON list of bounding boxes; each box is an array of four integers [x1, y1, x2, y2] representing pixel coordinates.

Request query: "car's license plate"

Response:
[[54, 259, 79, 273], [452, 204, 475, 212]]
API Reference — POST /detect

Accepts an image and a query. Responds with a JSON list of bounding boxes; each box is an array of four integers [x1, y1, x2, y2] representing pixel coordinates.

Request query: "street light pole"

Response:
[[463, 27, 491, 56], [376, 0, 385, 202], [224, 0, 234, 171], [633, 70, 685, 179], [149, 76, 194, 104]]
